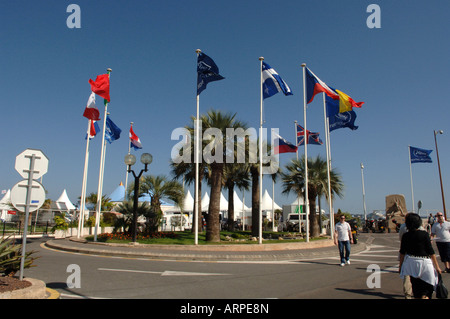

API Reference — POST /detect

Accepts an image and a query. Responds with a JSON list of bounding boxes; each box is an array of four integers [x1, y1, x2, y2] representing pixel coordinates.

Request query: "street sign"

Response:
[[15, 149, 49, 180], [10, 180, 46, 212]]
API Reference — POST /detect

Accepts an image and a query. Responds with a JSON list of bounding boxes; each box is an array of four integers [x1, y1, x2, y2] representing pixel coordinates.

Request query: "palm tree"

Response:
[[139, 175, 185, 217], [223, 163, 250, 231], [170, 118, 211, 233], [281, 155, 344, 237], [84, 192, 114, 211], [200, 110, 248, 242]]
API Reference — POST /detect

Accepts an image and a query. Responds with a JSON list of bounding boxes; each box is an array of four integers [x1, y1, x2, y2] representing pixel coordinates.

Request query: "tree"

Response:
[[170, 118, 211, 233], [200, 110, 248, 242], [140, 175, 184, 217], [223, 163, 250, 231], [281, 155, 344, 237]]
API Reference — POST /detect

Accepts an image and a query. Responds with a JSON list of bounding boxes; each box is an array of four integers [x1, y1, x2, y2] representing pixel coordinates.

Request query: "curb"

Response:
[[44, 238, 367, 262], [0, 278, 47, 299]]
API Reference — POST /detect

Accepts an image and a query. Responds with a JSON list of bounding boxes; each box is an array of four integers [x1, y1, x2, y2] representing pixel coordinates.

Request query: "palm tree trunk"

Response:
[[206, 163, 223, 242], [227, 184, 235, 231], [309, 194, 320, 238], [251, 167, 260, 237]]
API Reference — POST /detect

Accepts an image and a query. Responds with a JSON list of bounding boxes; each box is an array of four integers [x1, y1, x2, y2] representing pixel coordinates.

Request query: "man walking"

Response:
[[431, 212, 450, 273], [334, 215, 353, 266]]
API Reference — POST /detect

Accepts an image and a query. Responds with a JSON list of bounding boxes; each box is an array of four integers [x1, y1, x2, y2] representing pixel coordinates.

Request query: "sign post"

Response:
[[11, 149, 48, 280]]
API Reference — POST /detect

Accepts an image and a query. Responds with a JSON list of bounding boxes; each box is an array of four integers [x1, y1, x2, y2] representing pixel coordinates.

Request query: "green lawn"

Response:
[[86, 230, 327, 245]]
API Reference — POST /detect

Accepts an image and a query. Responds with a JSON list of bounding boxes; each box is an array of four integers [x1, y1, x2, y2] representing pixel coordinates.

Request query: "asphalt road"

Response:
[[22, 232, 450, 301]]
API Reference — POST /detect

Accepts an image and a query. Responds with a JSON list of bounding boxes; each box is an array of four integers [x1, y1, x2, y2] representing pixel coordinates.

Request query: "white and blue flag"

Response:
[[262, 62, 293, 99], [105, 116, 122, 144]]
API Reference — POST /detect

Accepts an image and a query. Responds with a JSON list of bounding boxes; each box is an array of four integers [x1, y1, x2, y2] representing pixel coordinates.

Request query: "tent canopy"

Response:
[[56, 189, 76, 210]]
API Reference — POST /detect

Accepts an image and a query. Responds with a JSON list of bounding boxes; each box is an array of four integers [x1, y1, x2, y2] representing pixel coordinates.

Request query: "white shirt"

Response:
[[431, 221, 450, 242], [335, 221, 351, 241]]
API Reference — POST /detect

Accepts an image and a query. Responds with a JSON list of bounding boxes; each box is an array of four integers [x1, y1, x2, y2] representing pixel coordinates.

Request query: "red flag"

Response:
[[89, 74, 110, 102], [83, 92, 100, 120]]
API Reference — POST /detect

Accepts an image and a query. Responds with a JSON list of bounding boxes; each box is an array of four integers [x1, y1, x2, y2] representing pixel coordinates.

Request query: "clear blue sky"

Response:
[[1, 0, 449, 217]]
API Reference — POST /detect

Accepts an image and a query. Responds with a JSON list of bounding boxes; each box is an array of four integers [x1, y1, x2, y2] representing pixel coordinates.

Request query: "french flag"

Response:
[[305, 67, 339, 104], [273, 132, 297, 154], [129, 125, 142, 150]]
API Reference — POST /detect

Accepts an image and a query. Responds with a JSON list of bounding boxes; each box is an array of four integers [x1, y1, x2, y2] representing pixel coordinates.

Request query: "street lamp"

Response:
[[125, 152, 153, 242], [434, 130, 447, 220], [360, 163, 367, 224]]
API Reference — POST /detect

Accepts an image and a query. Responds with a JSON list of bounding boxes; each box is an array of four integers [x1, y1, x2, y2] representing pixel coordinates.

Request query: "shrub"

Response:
[[0, 237, 38, 277]]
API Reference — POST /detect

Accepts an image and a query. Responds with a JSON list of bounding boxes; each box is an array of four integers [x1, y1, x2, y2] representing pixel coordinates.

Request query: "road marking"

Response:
[[98, 267, 230, 276]]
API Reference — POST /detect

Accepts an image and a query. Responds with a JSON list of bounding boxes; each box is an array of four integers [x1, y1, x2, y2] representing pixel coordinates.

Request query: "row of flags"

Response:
[[196, 52, 363, 155], [82, 75, 142, 150]]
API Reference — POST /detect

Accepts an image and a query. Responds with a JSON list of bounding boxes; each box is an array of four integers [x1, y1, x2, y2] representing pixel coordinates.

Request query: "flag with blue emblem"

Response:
[[409, 146, 432, 163], [105, 116, 122, 144], [326, 95, 359, 132], [197, 52, 225, 95], [262, 62, 293, 99]]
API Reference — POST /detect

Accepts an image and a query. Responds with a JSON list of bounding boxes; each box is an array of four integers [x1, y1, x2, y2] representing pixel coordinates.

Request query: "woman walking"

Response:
[[399, 213, 442, 299]]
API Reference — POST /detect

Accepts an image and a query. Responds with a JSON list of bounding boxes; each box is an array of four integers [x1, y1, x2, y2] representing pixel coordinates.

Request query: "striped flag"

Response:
[[130, 125, 142, 150]]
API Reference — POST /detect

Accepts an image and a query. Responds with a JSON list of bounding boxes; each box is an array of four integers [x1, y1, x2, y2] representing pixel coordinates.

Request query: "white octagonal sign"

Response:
[[10, 180, 46, 212], [15, 149, 49, 180]]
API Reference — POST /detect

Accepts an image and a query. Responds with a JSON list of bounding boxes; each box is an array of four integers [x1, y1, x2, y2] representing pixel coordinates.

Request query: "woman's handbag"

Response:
[[436, 273, 448, 299]]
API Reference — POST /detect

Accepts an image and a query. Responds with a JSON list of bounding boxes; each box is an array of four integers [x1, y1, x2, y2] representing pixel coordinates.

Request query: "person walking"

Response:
[[398, 213, 413, 299], [399, 213, 442, 299], [431, 212, 450, 273], [334, 215, 353, 267]]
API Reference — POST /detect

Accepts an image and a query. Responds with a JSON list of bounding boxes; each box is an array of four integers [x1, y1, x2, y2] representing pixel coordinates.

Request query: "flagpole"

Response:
[[194, 49, 201, 246], [301, 63, 310, 242], [323, 93, 334, 239], [259, 57, 264, 245], [124, 122, 132, 201], [78, 120, 91, 238], [94, 68, 111, 241], [408, 146, 415, 213]]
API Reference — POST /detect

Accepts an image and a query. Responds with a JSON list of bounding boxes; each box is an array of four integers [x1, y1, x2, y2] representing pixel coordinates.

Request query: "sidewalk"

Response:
[[44, 237, 367, 262]]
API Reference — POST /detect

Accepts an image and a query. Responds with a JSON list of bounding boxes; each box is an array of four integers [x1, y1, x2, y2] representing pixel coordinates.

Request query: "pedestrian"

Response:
[[427, 213, 435, 234], [334, 215, 353, 267], [399, 213, 442, 299], [431, 212, 450, 273], [398, 213, 413, 299]]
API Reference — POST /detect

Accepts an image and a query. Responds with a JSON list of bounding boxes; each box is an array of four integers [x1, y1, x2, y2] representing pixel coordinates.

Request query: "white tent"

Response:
[[179, 190, 194, 212], [201, 192, 210, 211], [290, 197, 304, 206], [56, 189, 76, 211], [261, 189, 281, 211], [0, 190, 13, 221], [233, 190, 250, 214]]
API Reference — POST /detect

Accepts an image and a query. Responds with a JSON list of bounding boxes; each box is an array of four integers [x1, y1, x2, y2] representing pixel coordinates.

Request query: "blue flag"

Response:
[[105, 116, 122, 144], [262, 62, 293, 99], [326, 95, 358, 132], [410, 146, 433, 163], [197, 52, 224, 95]]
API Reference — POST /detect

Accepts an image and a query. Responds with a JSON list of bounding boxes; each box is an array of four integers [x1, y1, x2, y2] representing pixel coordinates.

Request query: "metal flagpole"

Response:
[[323, 93, 334, 239], [194, 49, 201, 245], [408, 146, 415, 213], [94, 68, 111, 241], [301, 63, 310, 242], [259, 57, 264, 244], [78, 120, 91, 238]]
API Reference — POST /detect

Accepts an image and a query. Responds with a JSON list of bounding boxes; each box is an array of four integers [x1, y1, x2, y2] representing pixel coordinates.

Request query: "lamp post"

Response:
[[360, 163, 367, 224], [125, 153, 153, 242], [434, 130, 447, 220]]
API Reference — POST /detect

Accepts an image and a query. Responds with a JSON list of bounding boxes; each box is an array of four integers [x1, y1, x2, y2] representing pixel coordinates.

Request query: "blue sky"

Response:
[[1, 0, 449, 217]]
